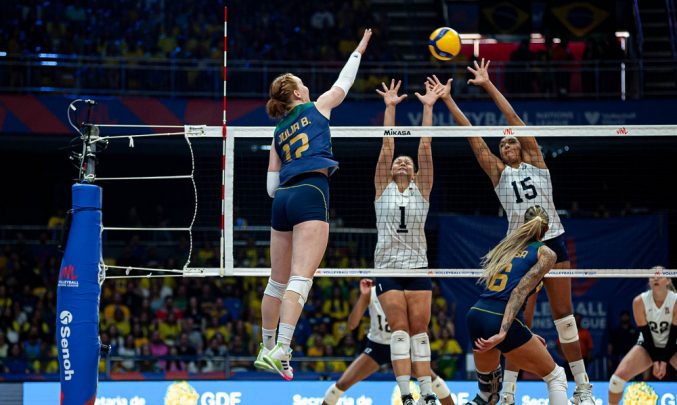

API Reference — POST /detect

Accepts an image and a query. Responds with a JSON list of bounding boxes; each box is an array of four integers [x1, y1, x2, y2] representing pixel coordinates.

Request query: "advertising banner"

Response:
[[23, 380, 677, 405], [2, 95, 677, 134]]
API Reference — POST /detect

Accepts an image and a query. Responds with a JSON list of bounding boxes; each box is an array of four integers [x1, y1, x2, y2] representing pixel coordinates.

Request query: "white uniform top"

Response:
[[374, 181, 429, 269], [495, 162, 564, 241], [367, 286, 391, 345], [638, 290, 677, 348]]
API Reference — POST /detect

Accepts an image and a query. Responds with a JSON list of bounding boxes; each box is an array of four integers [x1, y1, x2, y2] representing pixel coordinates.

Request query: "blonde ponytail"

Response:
[[479, 206, 549, 286]]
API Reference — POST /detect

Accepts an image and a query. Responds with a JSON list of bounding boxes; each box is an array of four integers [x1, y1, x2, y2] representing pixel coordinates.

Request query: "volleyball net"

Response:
[[92, 124, 677, 279]]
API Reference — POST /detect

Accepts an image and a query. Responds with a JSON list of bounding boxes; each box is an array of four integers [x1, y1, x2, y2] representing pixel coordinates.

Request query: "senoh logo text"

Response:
[[60, 310, 75, 380]]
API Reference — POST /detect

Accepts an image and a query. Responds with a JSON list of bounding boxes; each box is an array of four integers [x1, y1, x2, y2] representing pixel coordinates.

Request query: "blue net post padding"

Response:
[[56, 183, 102, 404]]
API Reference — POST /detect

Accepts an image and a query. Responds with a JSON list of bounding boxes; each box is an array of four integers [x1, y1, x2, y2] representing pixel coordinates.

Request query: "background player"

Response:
[[255, 29, 372, 380], [608, 269, 677, 404], [373, 78, 438, 405], [322, 279, 454, 405], [468, 206, 568, 405]]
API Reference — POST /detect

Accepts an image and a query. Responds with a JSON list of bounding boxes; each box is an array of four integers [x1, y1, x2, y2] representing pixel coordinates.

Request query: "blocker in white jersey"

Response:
[[638, 289, 677, 350], [373, 79, 438, 405], [374, 180, 429, 269], [496, 162, 564, 241]]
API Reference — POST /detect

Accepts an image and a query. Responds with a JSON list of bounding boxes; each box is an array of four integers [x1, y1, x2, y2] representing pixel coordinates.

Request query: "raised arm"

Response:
[[468, 59, 546, 169], [266, 139, 281, 198], [315, 29, 372, 117], [475, 246, 556, 351], [429, 74, 504, 187], [347, 279, 373, 330], [414, 81, 439, 200], [374, 79, 407, 199]]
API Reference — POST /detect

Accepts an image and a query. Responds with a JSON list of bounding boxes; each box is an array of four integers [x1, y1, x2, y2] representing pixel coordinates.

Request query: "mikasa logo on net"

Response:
[[383, 129, 411, 136], [60, 310, 75, 381]]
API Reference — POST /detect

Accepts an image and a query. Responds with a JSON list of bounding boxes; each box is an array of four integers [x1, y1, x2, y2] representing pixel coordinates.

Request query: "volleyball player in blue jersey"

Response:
[[467, 206, 568, 405], [254, 29, 372, 381]]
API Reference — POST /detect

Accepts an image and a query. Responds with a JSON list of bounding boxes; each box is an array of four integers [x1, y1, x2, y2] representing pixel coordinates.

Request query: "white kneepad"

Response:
[[554, 314, 579, 344], [410, 332, 431, 362], [609, 374, 626, 394], [323, 383, 345, 405], [264, 277, 287, 300], [544, 365, 567, 393], [390, 330, 411, 361], [286, 276, 313, 306]]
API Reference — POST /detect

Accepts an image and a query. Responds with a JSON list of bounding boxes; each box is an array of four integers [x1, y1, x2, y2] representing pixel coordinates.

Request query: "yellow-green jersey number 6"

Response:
[[488, 263, 512, 292]]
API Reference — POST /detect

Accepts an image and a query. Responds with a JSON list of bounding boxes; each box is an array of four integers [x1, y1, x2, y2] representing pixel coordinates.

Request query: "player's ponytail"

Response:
[[266, 73, 297, 119], [480, 206, 549, 286]]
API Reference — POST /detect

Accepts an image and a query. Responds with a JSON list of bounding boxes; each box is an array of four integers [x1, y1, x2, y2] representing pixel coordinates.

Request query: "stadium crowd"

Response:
[[1, 217, 673, 382], [1, 0, 390, 62], [1, 0, 626, 98], [0, 228, 463, 379]]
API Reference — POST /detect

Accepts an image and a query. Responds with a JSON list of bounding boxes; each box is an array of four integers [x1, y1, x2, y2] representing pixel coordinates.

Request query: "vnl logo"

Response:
[[59, 310, 75, 381], [58, 265, 79, 288]]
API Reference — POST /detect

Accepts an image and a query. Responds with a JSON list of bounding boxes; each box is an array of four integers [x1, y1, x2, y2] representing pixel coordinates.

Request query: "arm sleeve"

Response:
[[639, 325, 660, 360], [332, 52, 362, 95], [658, 323, 677, 361]]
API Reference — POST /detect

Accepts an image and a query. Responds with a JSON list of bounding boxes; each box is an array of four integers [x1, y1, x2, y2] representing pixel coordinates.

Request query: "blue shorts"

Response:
[[544, 233, 569, 264], [466, 298, 533, 353], [375, 276, 432, 296], [271, 172, 329, 232], [363, 339, 391, 366]]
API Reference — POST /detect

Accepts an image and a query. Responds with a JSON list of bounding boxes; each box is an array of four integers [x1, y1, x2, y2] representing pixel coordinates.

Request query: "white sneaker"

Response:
[[254, 343, 274, 372], [570, 383, 595, 405], [262, 342, 294, 381], [417, 394, 438, 405]]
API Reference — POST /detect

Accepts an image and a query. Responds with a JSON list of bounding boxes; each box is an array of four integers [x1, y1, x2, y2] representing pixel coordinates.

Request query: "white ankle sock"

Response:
[[277, 322, 295, 351], [262, 328, 276, 350]]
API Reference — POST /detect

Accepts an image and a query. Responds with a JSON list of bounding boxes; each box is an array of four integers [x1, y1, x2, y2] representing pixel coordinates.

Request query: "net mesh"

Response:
[[91, 125, 677, 278], [227, 125, 677, 278]]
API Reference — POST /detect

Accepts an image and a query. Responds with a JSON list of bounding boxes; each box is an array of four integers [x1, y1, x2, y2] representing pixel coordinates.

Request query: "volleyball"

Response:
[[428, 27, 462, 61]]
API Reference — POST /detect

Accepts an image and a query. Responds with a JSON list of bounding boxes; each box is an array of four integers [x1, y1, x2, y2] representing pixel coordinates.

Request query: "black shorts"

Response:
[[544, 233, 569, 264], [637, 337, 677, 362], [271, 172, 329, 232], [363, 338, 391, 366], [466, 298, 533, 353], [375, 276, 432, 296]]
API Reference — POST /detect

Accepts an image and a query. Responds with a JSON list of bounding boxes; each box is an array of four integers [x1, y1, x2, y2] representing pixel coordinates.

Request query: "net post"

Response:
[[221, 5, 228, 274]]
